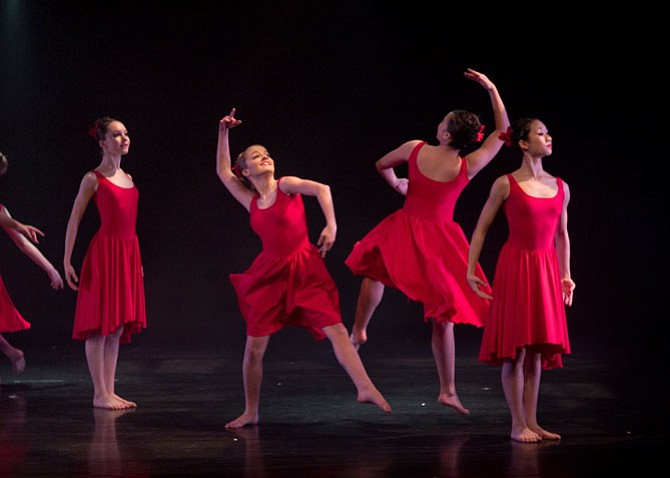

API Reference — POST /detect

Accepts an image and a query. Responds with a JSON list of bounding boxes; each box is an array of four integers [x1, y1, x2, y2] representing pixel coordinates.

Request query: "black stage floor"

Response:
[[0, 332, 664, 478]]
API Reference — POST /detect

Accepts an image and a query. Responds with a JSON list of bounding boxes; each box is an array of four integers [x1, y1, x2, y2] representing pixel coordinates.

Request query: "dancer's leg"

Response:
[[0, 333, 25, 373], [323, 323, 391, 413], [431, 320, 469, 414], [523, 350, 560, 440], [86, 326, 133, 410], [225, 335, 270, 429], [86, 334, 115, 409], [350, 277, 385, 349], [501, 348, 541, 443], [104, 326, 135, 408]]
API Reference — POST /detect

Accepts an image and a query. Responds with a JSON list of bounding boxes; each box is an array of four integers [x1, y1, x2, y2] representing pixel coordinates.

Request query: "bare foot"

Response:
[[93, 396, 126, 410], [93, 395, 136, 410], [438, 393, 470, 415], [511, 427, 542, 443], [11, 350, 26, 374], [530, 426, 561, 440], [113, 394, 137, 408], [227, 424, 260, 440], [349, 333, 366, 351], [225, 411, 259, 429], [357, 388, 392, 414]]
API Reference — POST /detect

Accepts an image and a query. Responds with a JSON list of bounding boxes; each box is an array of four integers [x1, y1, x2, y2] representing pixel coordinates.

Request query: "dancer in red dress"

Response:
[[467, 117, 574, 442], [64, 117, 146, 409], [216, 109, 391, 428], [0, 151, 64, 375], [345, 68, 509, 414]]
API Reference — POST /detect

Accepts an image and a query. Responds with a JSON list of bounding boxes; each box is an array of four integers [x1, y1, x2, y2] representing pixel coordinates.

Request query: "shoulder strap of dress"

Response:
[[556, 177, 564, 199], [505, 173, 521, 194], [410, 141, 426, 159], [408, 141, 426, 171], [276, 176, 288, 197], [458, 156, 468, 177]]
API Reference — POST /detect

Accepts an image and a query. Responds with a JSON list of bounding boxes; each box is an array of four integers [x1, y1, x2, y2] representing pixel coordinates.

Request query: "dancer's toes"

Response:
[[93, 397, 123, 410], [93, 394, 134, 410], [11, 351, 26, 374], [511, 428, 542, 443], [114, 394, 137, 408], [438, 393, 470, 415], [358, 390, 392, 414], [379, 399, 392, 414], [225, 412, 259, 429], [532, 427, 561, 440]]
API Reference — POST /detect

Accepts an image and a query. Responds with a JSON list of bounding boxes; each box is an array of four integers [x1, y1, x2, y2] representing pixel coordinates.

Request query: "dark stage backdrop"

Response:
[[0, 2, 664, 374]]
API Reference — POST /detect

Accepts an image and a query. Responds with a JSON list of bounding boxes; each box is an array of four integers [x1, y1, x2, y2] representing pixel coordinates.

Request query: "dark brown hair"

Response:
[[445, 110, 483, 152], [88, 116, 120, 141]]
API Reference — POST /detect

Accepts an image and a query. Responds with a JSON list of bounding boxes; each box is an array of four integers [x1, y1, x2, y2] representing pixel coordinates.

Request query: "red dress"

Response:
[[478, 174, 571, 369], [345, 141, 491, 325], [230, 178, 341, 341], [72, 171, 146, 344], [0, 204, 31, 333]]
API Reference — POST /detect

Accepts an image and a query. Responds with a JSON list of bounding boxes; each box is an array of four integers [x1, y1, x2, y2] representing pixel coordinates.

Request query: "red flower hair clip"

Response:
[[88, 124, 99, 140], [498, 127, 513, 147], [231, 164, 243, 179], [475, 124, 486, 143]]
